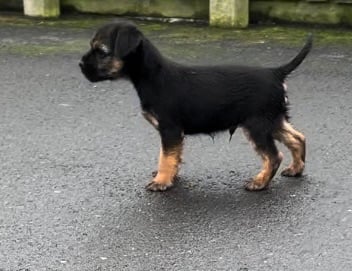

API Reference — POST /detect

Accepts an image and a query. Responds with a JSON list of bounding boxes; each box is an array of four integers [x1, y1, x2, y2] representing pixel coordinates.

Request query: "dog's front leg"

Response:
[[146, 127, 183, 191]]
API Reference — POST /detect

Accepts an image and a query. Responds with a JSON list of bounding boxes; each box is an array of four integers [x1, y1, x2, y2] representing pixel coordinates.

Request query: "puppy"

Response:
[[79, 21, 312, 192]]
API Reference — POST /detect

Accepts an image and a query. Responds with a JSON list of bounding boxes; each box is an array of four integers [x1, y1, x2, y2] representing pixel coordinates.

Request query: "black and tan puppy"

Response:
[[79, 21, 312, 192]]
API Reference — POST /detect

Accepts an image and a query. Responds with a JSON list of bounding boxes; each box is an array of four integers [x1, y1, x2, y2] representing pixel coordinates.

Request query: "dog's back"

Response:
[[160, 35, 313, 135], [169, 65, 285, 134]]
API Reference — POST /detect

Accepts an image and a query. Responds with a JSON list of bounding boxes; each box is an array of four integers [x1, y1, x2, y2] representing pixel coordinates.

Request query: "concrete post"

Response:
[[23, 0, 60, 17], [210, 0, 248, 28]]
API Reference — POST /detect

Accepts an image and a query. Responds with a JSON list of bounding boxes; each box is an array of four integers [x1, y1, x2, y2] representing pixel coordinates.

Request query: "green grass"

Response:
[[1, 13, 352, 56]]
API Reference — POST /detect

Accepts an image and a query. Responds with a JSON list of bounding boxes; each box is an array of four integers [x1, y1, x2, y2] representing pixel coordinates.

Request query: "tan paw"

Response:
[[281, 164, 304, 177], [244, 179, 268, 191], [145, 180, 173, 192]]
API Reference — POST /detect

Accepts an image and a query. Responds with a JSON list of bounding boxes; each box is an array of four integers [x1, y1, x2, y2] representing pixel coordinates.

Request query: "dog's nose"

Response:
[[79, 60, 84, 68]]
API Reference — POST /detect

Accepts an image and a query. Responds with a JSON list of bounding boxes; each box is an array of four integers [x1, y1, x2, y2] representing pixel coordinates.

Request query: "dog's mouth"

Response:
[[79, 59, 123, 83], [84, 75, 102, 83], [79, 67, 102, 82], [79, 63, 109, 82]]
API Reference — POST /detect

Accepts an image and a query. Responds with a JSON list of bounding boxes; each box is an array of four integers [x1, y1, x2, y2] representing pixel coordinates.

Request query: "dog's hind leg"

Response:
[[146, 127, 183, 191], [274, 120, 305, 177], [243, 123, 283, 191]]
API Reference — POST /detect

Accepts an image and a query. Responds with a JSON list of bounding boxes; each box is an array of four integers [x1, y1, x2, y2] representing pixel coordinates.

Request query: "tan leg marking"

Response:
[[245, 151, 283, 191], [274, 121, 305, 177], [146, 143, 183, 191], [242, 128, 283, 191]]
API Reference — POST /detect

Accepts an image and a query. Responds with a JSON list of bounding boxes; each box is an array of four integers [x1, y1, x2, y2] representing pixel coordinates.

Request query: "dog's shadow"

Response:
[[99, 173, 314, 253], [135, 174, 312, 231]]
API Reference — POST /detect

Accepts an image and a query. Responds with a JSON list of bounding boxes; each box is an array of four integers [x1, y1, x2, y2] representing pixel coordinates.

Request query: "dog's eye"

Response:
[[96, 49, 109, 58]]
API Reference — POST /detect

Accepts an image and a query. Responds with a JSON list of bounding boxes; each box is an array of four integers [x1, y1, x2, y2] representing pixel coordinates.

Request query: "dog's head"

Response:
[[79, 21, 142, 82]]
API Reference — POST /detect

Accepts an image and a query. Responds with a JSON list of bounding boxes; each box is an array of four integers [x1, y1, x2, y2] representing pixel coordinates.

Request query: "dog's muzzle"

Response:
[[79, 49, 124, 82], [79, 58, 104, 83], [79, 63, 98, 82]]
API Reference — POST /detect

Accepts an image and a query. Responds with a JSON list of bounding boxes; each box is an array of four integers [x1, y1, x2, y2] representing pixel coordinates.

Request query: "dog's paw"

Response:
[[146, 180, 173, 192], [244, 179, 268, 191], [281, 166, 303, 177]]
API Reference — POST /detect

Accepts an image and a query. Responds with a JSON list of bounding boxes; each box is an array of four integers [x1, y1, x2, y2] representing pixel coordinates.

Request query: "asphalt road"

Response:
[[0, 16, 352, 271]]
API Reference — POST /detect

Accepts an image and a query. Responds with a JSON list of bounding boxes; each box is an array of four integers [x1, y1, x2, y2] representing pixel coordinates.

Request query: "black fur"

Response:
[[79, 21, 312, 191]]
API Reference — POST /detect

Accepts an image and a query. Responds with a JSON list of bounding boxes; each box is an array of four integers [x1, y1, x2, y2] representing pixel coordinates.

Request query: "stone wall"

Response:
[[251, 0, 352, 25], [1, 0, 352, 26], [0, 0, 22, 11], [0, 0, 209, 19], [61, 0, 209, 19]]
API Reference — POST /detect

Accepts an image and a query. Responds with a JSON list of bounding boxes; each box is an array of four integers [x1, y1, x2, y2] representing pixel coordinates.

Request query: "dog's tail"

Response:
[[274, 34, 313, 81]]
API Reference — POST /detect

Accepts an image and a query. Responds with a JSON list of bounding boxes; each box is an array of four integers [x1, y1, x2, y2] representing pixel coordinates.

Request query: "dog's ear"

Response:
[[113, 24, 142, 59]]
